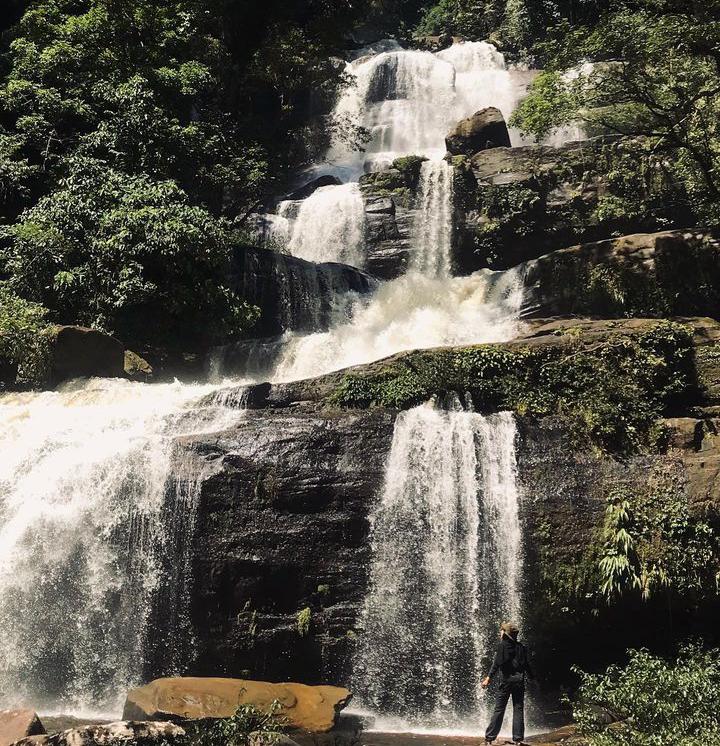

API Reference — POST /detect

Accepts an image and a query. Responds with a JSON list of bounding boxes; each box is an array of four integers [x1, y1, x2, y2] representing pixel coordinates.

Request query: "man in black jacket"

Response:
[[481, 621, 534, 745]]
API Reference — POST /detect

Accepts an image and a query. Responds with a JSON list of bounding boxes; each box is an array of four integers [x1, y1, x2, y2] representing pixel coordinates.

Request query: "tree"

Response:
[[2, 156, 256, 350], [510, 6, 720, 220], [0, 0, 368, 354]]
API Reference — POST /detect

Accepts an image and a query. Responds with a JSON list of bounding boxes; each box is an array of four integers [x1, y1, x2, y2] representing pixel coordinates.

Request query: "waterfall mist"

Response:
[[0, 380, 244, 714], [352, 402, 522, 732]]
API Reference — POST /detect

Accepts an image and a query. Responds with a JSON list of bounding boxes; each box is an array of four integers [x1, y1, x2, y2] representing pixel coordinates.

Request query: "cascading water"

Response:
[[352, 402, 522, 732], [271, 183, 366, 268], [0, 380, 243, 713], [412, 160, 455, 277], [326, 41, 528, 173], [270, 268, 523, 383], [0, 37, 552, 720]]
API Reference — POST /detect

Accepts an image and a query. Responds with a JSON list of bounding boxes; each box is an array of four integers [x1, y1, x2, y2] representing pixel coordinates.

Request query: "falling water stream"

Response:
[[0, 38, 548, 723], [353, 403, 521, 732]]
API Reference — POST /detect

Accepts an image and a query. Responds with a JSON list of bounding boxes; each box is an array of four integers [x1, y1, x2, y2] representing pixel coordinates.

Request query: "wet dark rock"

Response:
[[286, 176, 342, 202], [50, 326, 125, 384], [12, 722, 185, 746], [518, 230, 720, 320], [456, 137, 695, 271], [446, 107, 511, 155], [164, 317, 720, 696], [171, 407, 397, 686], [230, 245, 375, 337]]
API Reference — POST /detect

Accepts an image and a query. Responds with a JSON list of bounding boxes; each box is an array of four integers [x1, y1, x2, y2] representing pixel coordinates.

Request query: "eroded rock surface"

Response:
[[12, 722, 185, 746], [124, 678, 351, 733]]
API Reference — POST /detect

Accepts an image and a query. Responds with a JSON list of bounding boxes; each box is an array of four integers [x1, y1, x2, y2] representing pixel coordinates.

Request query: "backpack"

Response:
[[511, 642, 527, 673]]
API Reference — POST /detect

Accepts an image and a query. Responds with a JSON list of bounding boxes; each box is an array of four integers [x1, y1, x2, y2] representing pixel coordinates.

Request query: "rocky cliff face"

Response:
[[171, 318, 720, 693], [456, 136, 694, 271], [354, 136, 694, 280], [179, 408, 395, 686], [519, 230, 720, 320], [230, 245, 375, 337]]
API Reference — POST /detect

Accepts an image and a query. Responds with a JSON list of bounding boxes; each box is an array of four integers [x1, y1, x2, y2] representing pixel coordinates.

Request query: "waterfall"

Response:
[[352, 402, 522, 732], [325, 41, 527, 174], [0, 380, 243, 713], [270, 269, 523, 383], [412, 160, 455, 277], [0, 38, 538, 719], [274, 184, 366, 268]]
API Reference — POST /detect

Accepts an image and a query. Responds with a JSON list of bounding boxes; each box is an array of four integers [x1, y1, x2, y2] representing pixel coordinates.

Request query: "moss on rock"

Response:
[[331, 321, 695, 452], [463, 137, 694, 270]]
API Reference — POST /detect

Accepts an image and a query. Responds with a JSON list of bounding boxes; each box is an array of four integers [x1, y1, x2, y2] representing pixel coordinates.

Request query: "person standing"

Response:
[[481, 621, 534, 745]]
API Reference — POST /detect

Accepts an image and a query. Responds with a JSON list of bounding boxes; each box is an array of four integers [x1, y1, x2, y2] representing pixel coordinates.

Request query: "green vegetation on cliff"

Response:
[[574, 645, 720, 745], [511, 3, 720, 221], [332, 321, 695, 452]]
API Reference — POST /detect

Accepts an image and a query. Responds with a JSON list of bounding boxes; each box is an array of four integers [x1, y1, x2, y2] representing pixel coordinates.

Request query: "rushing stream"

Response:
[[0, 38, 544, 723]]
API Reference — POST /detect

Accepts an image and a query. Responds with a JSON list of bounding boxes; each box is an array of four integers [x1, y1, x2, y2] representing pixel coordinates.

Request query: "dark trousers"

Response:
[[485, 678, 525, 742]]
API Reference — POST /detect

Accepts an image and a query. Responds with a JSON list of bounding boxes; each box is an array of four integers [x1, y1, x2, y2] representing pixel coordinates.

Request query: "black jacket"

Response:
[[488, 635, 535, 682]]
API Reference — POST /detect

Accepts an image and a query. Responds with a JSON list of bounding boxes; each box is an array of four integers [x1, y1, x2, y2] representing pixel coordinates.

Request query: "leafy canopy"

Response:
[[510, 4, 720, 220], [0, 0, 365, 352]]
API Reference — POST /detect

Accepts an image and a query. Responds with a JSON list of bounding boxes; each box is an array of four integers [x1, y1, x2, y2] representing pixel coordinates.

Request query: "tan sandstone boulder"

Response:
[[122, 678, 351, 733], [0, 710, 45, 746]]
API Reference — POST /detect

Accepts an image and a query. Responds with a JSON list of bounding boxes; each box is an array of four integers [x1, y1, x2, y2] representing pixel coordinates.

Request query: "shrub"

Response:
[[0, 283, 52, 388], [573, 645, 720, 746], [187, 702, 285, 746]]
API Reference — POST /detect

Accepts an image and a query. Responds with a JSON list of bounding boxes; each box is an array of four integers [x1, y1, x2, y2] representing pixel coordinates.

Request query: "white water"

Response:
[[327, 40, 528, 174], [0, 39, 535, 719], [413, 160, 455, 277], [352, 402, 522, 731], [277, 183, 366, 267], [272, 269, 523, 383], [0, 379, 244, 713]]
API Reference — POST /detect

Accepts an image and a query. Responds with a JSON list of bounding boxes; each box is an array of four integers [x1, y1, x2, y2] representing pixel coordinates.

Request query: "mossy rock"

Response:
[[330, 320, 696, 453]]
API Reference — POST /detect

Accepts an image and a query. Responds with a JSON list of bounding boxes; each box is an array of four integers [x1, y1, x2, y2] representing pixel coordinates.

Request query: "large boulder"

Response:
[[518, 230, 720, 319], [445, 107, 510, 156], [457, 136, 695, 271], [12, 722, 184, 746], [123, 678, 351, 733], [286, 175, 342, 202], [0, 710, 45, 746], [50, 326, 125, 384]]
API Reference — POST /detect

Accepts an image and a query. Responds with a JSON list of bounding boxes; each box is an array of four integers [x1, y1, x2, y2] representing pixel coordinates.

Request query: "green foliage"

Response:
[[187, 702, 285, 746], [296, 607, 312, 637], [0, 0, 366, 354], [511, 7, 720, 222], [509, 71, 576, 140], [599, 490, 643, 601], [332, 321, 695, 453], [0, 283, 52, 387], [599, 481, 720, 603], [469, 136, 688, 268], [415, 0, 500, 38], [1, 157, 257, 350], [573, 645, 720, 746], [391, 155, 427, 186]]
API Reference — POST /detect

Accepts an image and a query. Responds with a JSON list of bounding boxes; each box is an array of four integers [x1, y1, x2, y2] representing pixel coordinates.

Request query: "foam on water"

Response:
[[0, 378, 244, 713]]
